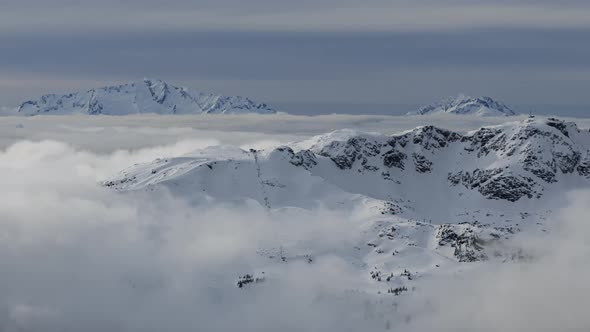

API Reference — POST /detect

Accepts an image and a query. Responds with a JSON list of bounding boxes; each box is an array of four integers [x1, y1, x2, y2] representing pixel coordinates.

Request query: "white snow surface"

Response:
[[12, 78, 276, 115]]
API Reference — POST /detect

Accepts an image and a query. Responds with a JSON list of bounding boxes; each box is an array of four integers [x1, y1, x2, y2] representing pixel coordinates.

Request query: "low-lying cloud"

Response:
[[0, 139, 381, 331], [2, 128, 590, 330], [4, 1, 590, 33], [402, 190, 590, 331]]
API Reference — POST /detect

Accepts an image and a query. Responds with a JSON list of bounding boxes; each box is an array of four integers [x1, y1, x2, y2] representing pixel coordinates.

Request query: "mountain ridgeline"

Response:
[[10, 78, 519, 117], [102, 116, 590, 292], [16, 79, 276, 115], [105, 117, 589, 208], [7, 76, 523, 117], [409, 94, 517, 116]]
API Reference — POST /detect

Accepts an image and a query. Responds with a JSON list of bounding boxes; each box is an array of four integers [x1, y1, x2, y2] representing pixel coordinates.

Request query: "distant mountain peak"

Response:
[[409, 94, 517, 116], [15, 79, 277, 116]]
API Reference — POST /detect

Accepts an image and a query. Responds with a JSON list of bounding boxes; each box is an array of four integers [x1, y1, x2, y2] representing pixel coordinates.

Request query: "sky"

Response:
[[1, 0, 590, 111]]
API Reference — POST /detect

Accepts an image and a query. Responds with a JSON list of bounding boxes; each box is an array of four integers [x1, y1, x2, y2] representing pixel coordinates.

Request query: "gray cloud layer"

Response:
[[4, 1, 590, 33]]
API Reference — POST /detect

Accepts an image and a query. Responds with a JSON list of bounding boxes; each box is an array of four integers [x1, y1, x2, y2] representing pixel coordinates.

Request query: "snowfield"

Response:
[[1, 113, 590, 331]]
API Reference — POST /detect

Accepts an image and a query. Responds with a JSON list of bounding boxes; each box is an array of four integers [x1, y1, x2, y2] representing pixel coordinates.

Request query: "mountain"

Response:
[[105, 116, 588, 206], [15, 78, 277, 116], [103, 117, 589, 293], [409, 94, 517, 116]]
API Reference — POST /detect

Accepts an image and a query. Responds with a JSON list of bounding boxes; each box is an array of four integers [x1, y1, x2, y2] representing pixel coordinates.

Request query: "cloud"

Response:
[[1, 114, 589, 153], [2, 1, 590, 33], [0, 139, 386, 331], [2, 118, 590, 330], [401, 190, 590, 331]]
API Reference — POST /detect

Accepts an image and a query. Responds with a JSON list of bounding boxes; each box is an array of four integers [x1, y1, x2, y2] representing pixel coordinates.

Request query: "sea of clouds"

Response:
[[1, 114, 589, 331]]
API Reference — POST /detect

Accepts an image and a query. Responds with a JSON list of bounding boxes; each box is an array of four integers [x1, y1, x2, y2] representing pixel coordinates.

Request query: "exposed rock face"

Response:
[[319, 136, 383, 170], [406, 126, 462, 150], [412, 153, 433, 173], [310, 117, 588, 202], [448, 170, 537, 202], [273, 146, 318, 170], [435, 224, 489, 262], [382, 150, 407, 170], [578, 158, 590, 177]]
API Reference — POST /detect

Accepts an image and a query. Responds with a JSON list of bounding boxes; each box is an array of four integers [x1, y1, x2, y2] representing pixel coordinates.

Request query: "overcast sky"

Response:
[[1, 0, 589, 108]]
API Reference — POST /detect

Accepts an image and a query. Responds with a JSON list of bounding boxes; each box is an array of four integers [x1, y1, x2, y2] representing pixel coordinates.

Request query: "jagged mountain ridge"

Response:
[[409, 94, 517, 116], [104, 117, 589, 208], [102, 117, 589, 294], [16, 78, 277, 115]]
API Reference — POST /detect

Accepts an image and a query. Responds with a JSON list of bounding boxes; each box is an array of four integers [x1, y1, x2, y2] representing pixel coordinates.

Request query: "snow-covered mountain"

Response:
[[409, 94, 517, 116], [15, 79, 277, 115], [103, 116, 589, 294], [105, 116, 588, 206]]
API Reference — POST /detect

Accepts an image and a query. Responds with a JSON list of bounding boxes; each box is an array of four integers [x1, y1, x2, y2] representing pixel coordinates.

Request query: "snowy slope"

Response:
[[409, 94, 517, 116], [103, 116, 589, 294], [15, 79, 276, 116], [105, 116, 589, 221]]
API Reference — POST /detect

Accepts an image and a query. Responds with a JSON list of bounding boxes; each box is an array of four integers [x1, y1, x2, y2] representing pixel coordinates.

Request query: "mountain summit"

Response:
[[103, 117, 590, 287], [409, 94, 517, 116], [16, 79, 277, 116], [105, 117, 589, 208]]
